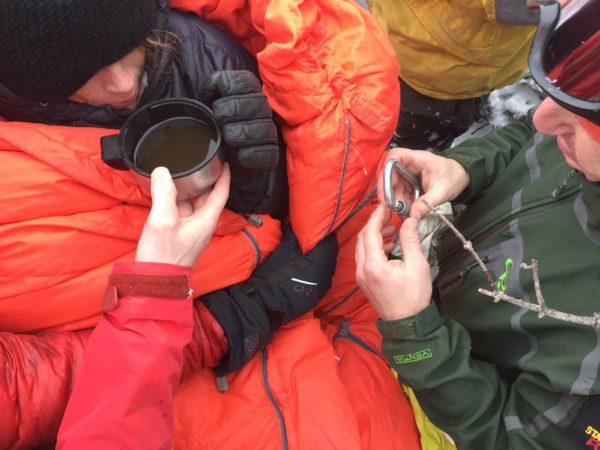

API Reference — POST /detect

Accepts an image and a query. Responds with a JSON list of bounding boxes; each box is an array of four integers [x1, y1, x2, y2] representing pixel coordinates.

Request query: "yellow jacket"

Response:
[[369, 0, 537, 100]]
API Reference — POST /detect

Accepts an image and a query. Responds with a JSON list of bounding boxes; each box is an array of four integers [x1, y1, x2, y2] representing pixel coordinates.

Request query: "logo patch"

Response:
[[393, 349, 433, 364], [567, 395, 600, 449]]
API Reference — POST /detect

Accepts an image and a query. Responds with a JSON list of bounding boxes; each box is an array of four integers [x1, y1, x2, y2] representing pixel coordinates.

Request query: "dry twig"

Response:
[[422, 200, 600, 329]]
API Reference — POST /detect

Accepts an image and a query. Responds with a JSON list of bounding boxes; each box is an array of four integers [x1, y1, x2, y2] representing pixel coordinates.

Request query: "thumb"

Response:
[[398, 217, 425, 265], [148, 167, 178, 220]]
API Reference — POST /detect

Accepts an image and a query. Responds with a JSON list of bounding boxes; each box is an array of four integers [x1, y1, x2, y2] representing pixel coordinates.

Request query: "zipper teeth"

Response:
[[335, 320, 388, 364], [261, 349, 289, 450], [324, 115, 351, 237], [439, 190, 579, 269], [241, 228, 261, 268]]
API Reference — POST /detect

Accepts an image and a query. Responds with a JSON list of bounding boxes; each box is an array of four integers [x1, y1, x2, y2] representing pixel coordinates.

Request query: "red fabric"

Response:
[[0, 329, 91, 449], [553, 30, 600, 99], [182, 302, 229, 373], [580, 117, 600, 143], [57, 262, 195, 449]]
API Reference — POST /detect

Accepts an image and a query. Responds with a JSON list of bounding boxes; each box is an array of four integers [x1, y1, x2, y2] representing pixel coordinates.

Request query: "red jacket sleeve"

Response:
[[56, 262, 195, 450]]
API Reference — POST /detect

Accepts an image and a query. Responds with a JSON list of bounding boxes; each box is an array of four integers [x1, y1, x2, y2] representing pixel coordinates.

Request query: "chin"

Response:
[[582, 171, 600, 183]]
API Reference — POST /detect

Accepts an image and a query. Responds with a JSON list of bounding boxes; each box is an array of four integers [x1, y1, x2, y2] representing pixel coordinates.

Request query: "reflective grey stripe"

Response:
[[570, 328, 600, 395], [574, 194, 600, 246], [504, 395, 580, 437], [525, 134, 544, 183], [495, 0, 539, 25], [507, 170, 540, 369], [504, 304, 600, 437], [506, 215, 539, 369], [513, 307, 538, 368]]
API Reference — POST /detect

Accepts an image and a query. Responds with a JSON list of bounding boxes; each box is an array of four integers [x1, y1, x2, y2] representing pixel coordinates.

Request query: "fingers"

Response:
[[148, 167, 178, 222], [361, 205, 391, 265], [377, 149, 421, 210], [408, 198, 434, 220], [408, 186, 446, 220], [212, 93, 273, 123], [193, 164, 230, 222], [176, 199, 194, 218], [201, 70, 261, 101], [398, 218, 426, 268], [221, 119, 278, 147], [381, 224, 396, 239], [237, 144, 279, 170]]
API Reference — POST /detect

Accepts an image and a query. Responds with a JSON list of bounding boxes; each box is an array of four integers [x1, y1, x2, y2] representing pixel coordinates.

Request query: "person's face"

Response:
[[69, 47, 145, 110], [533, 97, 600, 181]]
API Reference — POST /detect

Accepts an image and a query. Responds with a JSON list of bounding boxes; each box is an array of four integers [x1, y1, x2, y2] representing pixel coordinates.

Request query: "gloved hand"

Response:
[[200, 70, 279, 173], [202, 225, 339, 374]]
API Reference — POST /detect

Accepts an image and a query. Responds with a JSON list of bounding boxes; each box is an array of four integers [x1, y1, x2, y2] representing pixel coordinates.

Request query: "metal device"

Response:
[[382, 159, 421, 217]]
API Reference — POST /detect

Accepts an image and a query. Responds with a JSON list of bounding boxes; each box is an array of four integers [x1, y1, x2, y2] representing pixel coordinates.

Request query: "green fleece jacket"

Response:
[[378, 117, 600, 450]]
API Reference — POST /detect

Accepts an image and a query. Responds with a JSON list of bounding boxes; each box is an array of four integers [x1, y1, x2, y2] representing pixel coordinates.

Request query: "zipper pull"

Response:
[[552, 170, 575, 199], [215, 374, 229, 393], [246, 214, 263, 228]]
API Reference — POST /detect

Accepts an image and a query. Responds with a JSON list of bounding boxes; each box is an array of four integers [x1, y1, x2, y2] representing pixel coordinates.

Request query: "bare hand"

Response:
[[136, 165, 230, 267], [378, 148, 470, 220], [356, 205, 432, 321]]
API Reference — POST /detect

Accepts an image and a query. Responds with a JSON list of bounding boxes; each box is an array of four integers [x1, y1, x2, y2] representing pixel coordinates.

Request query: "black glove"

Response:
[[200, 70, 279, 173], [202, 225, 339, 374]]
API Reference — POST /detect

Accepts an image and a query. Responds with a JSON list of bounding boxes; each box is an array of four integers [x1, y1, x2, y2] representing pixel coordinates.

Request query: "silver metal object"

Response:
[[383, 159, 421, 217], [133, 152, 223, 200], [100, 98, 223, 200]]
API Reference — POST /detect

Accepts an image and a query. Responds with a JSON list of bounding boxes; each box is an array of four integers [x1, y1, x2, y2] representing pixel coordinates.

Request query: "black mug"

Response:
[[101, 98, 223, 199]]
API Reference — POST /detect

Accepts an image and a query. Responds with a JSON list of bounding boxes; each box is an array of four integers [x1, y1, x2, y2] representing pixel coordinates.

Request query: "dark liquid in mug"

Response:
[[134, 117, 218, 174]]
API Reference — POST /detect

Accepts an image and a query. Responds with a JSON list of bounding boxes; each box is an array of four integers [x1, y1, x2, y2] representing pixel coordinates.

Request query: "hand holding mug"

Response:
[[136, 165, 230, 267]]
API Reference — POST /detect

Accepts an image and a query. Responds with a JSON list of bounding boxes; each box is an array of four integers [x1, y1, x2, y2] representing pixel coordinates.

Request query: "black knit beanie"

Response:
[[0, 0, 158, 102]]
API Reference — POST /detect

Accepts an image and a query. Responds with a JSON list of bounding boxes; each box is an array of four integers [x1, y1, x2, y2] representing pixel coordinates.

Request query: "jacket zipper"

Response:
[[316, 287, 359, 318], [334, 319, 388, 364], [242, 228, 261, 268], [438, 189, 580, 272], [261, 349, 289, 450]]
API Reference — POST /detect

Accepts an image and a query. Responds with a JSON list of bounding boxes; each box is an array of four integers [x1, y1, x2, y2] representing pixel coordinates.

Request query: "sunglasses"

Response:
[[528, 0, 600, 125]]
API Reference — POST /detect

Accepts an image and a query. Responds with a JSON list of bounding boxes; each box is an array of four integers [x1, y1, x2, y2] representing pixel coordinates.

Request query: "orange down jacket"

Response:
[[0, 0, 421, 448]]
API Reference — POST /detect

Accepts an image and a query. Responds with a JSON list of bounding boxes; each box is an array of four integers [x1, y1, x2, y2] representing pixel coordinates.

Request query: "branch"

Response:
[[423, 200, 600, 329]]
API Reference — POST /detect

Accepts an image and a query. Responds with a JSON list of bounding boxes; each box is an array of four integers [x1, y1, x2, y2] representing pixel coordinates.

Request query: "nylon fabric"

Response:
[[369, 0, 536, 100]]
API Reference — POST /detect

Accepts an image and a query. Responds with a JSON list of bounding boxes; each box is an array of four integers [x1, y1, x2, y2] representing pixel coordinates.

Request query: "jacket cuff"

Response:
[[376, 303, 443, 340], [103, 262, 193, 311]]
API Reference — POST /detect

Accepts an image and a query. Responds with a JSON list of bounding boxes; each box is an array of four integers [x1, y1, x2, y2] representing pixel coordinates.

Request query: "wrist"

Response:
[[377, 303, 442, 340], [378, 302, 431, 321]]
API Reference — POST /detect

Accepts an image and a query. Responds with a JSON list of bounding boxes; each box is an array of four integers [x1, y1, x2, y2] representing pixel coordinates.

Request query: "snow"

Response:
[[452, 75, 545, 147]]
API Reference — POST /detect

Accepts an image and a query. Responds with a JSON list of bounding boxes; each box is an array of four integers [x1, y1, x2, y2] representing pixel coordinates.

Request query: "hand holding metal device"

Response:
[[382, 159, 421, 217]]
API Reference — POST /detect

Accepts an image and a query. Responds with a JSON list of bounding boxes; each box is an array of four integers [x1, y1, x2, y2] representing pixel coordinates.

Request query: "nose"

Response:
[[533, 97, 573, 136], [101, 61, 137, 95]]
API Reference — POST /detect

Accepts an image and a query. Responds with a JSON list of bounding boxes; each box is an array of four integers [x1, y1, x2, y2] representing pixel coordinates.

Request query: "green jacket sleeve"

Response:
[[378, 303, 511, 450], [444, 115, 536, 203]]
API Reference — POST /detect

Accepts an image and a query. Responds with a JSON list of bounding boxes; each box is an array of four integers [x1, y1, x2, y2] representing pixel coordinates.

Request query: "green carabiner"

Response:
[[496, 258, 514, 292]]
